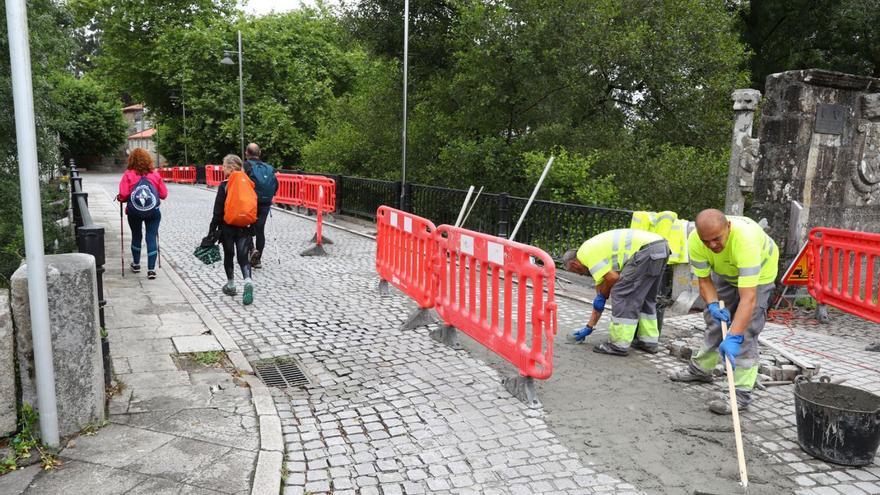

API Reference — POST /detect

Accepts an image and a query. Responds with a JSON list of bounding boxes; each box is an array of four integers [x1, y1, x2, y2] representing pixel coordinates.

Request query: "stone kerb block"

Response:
[[0, 291, 15, 436], [12, 253, 105, 438]]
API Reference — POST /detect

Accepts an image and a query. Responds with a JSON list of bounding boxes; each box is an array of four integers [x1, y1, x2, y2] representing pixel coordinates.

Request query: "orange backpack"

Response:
[[224, 170, 258, 227]]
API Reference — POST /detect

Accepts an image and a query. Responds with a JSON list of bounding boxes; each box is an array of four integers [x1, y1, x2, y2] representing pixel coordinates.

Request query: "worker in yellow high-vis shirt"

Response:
[[562, 229, 670, 356], [669, 209, 779, 415]]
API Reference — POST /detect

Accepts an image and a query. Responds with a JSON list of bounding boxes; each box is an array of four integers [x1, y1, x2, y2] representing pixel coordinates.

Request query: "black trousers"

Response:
[[222, 234, 251, 280], [252, 203, 272, 252]]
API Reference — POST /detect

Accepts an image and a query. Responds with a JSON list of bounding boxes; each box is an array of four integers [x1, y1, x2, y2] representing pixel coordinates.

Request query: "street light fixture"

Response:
[[221, 30, 245, 157]]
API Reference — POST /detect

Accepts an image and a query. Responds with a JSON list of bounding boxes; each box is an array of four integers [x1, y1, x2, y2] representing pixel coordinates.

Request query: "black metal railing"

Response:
[[68, 160, 111, 388], [338, 176, 399, 220]]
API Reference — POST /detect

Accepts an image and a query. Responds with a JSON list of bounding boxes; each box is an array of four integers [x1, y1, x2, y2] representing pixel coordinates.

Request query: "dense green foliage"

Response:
[[52, 75, 128, 159]]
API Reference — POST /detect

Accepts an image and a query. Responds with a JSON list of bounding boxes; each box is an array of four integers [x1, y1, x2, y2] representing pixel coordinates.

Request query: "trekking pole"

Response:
[[719, 301, 749, 489], [119, 201, 125, 277], [270, 209, 280, 265], [157, 231, 162, 268]]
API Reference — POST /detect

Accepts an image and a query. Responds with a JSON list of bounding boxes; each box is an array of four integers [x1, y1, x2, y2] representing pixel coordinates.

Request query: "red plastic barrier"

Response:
[[274, 173, 303, 206], [158, 168, 173, 181], [434, 225, 558, 379], [301, 176, 336, 213], [177, 166, 196, 184], [375, 206, 437, 309], [205, 165, 224, 186], [808, 227, 880, 323], [171, 167, 181, 183]]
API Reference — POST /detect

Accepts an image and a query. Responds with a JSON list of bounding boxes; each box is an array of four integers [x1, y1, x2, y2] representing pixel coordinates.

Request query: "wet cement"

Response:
[[798, 383, 880, 412], [457, 330, 795, 495]]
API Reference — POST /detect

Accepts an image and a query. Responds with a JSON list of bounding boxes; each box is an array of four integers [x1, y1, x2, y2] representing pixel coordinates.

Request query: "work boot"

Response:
[[592, 342, 629, 356], [669, 367, 714, 383], [250, 249, 262, 269], [708, 398, 750, 415], [631, 340, 659, 354], [222, 284, 237, 296]]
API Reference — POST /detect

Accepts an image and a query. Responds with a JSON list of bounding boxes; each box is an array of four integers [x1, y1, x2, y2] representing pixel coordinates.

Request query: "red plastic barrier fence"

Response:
[[301, 176, 336, 213], [274, 173, 304, 206], [808, 227, 880, 324], [171, 167, 181, 183], [375, 206, 437, 309], [434, 225, 558, 379], [177, 166, 196, 184], [158, 168, 173, 181], [205, 165, 224, 186]]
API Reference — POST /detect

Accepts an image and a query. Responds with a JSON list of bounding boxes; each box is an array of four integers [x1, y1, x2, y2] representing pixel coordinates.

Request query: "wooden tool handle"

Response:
[[719, 301, 749, 490]]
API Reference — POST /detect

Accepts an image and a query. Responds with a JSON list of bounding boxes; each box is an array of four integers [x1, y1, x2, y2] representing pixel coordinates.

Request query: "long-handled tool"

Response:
[[719, 300, 749, 490], [454, 186, 475, 228], [460, 186, 484, 228], [119, 201, 125, 277], [509, 155, 554, 242]]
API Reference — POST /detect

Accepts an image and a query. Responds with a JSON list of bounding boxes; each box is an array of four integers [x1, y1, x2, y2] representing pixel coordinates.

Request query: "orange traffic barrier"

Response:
[[177, 166, 196, 184], [158, 168, 173, 181], [434, 225, 558, 379], [808, 227, 880, 323], [301, 176, 336, 213], [274, 173, 303, 206], [375, 206, 437, 309], [205, 165, 224, 186]]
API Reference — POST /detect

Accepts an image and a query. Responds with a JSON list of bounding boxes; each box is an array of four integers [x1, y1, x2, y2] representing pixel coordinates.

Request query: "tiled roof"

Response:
[[128, 128, 156, 139], [122, 103, 144, 112]]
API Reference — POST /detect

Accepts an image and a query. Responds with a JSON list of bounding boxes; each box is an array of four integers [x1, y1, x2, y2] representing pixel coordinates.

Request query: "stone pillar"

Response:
[[0, 291, 15, 436], [12, 253, 105, 438], [725, 89, 762, 215]]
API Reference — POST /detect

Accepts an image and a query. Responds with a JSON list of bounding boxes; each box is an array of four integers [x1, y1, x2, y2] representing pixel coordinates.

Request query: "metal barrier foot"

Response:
[[300, 244, 328, 257], [401, 307, 438, 330], [378, 279, 390, 296], [814, 304, 831, 324], [503, 375, 541, 409], [429, 325, 461, 350], [309, 232, 334, 244]]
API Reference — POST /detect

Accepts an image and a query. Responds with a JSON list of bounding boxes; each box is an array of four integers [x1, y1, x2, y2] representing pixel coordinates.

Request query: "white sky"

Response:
[[241, 0, 339, 16]]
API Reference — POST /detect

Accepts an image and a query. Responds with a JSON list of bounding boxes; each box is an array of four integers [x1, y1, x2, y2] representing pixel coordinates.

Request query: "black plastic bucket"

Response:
[[794, 376, 880, 466]]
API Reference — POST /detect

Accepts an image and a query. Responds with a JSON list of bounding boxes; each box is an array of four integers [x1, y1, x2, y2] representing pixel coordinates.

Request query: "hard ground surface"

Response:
[[87, 175, 880, 494]]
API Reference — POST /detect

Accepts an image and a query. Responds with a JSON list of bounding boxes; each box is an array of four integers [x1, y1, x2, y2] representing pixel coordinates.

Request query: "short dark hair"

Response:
[[245, 143, 261, 159]]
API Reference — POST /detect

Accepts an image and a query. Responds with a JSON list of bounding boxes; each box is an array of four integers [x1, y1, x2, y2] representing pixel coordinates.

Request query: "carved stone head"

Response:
[[862, 93, 880, 121], [732, 89, 761, 111]]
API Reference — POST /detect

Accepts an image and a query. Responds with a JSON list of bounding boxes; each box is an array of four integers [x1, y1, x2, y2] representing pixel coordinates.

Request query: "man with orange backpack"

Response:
[[208, 154, 258, 305]]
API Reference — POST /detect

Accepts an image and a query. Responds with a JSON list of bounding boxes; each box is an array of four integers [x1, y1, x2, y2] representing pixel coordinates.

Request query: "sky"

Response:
[[241, 0, 339, 16]]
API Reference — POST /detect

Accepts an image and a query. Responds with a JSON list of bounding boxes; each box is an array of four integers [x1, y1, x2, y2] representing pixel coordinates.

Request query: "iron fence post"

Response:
[[402, 182, 413, 213], [333, 174, 344, 214], [72, 190, 87, 229], [76, 225, 106, 329], [394, 181, 403, 210], [497, 193, 510, 238]]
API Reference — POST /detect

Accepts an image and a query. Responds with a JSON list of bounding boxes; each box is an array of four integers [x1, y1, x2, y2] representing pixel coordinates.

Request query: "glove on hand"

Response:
[[571, 326, 593, 342], [593, 293, 607, 312], [707, 301, 732, 325], [718, 334, 744, 369]]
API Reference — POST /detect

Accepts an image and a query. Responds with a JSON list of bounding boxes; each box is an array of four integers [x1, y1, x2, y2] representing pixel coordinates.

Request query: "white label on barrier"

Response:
[[460, 235, 474, 256], [390, 212, 398, 228], [404, 217, 413, 233], [488, 242, 504, 265]]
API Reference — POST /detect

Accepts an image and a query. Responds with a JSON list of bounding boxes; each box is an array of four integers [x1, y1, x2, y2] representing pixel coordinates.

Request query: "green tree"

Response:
[[51, 75, 127, 160]]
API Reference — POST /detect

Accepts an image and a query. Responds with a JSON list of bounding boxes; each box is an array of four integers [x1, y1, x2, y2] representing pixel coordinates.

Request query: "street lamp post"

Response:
[[221, 30, 244, 157], [400, 0, 410, 211]]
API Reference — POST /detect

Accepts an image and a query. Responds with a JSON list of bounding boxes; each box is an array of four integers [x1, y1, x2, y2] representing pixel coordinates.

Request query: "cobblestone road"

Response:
[[90, 176, 880, 494]]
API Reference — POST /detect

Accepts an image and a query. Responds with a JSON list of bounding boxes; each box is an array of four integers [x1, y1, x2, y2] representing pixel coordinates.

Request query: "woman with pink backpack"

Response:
[[117, 148, 168, 279]]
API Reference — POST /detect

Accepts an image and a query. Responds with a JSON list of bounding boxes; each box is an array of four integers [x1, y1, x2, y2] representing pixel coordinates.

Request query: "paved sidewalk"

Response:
[[0, 179, 281, 494]]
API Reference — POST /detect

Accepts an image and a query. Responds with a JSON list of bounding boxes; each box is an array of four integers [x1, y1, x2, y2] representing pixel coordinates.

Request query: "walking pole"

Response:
[[509, 155, 554, 242], [270, 208, 280, 265], [119, 201, 125, 277], [719, 301, 749, 489], [157, 230, 161, 268]]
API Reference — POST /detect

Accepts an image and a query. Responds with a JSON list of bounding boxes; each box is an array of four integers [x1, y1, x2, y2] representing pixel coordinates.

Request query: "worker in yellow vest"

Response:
[[562, 229, 670, 355], [669, 209, 779, 415]]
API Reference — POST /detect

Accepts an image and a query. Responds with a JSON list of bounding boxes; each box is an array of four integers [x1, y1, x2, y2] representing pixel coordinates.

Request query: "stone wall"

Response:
[[0, 291, 14, 436], [751, 69, 880, 254], [11, 254, 105, 438]]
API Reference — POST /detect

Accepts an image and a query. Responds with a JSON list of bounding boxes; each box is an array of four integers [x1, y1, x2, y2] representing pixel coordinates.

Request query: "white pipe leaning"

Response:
[[510, 155, 554, 242], [6, 0, 60, 447], [454, 186, 475, 228]]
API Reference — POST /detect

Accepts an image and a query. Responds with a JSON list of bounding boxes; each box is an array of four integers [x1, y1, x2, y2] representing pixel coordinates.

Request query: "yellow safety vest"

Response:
[[576, 229, 665, 285], [630, 211, 688, 264], [688, 216, 779, 287]]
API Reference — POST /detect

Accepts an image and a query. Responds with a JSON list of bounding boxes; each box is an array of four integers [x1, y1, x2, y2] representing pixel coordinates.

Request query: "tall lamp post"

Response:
[[221, 29, 245, 157], [170, 81, 189, 166], [400, 0, 410, 210]]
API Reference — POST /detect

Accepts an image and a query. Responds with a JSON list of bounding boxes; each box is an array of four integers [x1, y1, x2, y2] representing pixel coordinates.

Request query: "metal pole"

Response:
[[399, 0, 409, 208], [237, 29, 245, 158], [509, 156, 554, 242], [6, 0, 60, 448], [182, 80, 188, 166], [454, 186, 475, 228]]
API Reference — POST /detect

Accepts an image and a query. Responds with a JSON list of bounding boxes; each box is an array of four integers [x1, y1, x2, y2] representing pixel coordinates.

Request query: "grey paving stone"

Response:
[[23, 461, 148, 495], [60, 424, 175, 468]]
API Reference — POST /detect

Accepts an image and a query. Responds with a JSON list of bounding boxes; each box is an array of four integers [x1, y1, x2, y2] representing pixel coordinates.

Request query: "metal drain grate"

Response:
[[254, 358, 310, 388]]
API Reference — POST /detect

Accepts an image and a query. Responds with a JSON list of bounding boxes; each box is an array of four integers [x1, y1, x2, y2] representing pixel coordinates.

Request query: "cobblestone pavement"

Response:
[[89, 175, 880, 494]]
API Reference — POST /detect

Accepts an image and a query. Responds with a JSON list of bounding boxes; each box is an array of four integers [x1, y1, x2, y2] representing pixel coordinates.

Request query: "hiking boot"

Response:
[[592, 342, 629, 356], [669, 367, 714, 383], [243, 282, 254, 306], [250, 249, 262, 268], [147, 270, 157, 280], [222, 284, 237, 296], [708, 398, 749, 415], [129, 263, 141, 273], [631, 340, 660, 354]]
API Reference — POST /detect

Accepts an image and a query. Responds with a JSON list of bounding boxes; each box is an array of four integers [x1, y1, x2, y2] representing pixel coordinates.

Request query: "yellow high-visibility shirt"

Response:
[[688, 216, 778, 287], [577, 229, 665, 285]]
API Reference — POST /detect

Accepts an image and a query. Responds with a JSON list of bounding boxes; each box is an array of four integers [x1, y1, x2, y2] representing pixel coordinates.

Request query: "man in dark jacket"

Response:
[[243, 143, 278, 268]]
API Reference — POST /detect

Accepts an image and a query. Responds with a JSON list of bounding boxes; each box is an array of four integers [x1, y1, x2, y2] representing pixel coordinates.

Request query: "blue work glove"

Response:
[[593, 293, 607, 312], [718, 334, 744, 369], [707, 301, 732, 325], [571, 326, 593, 343]]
